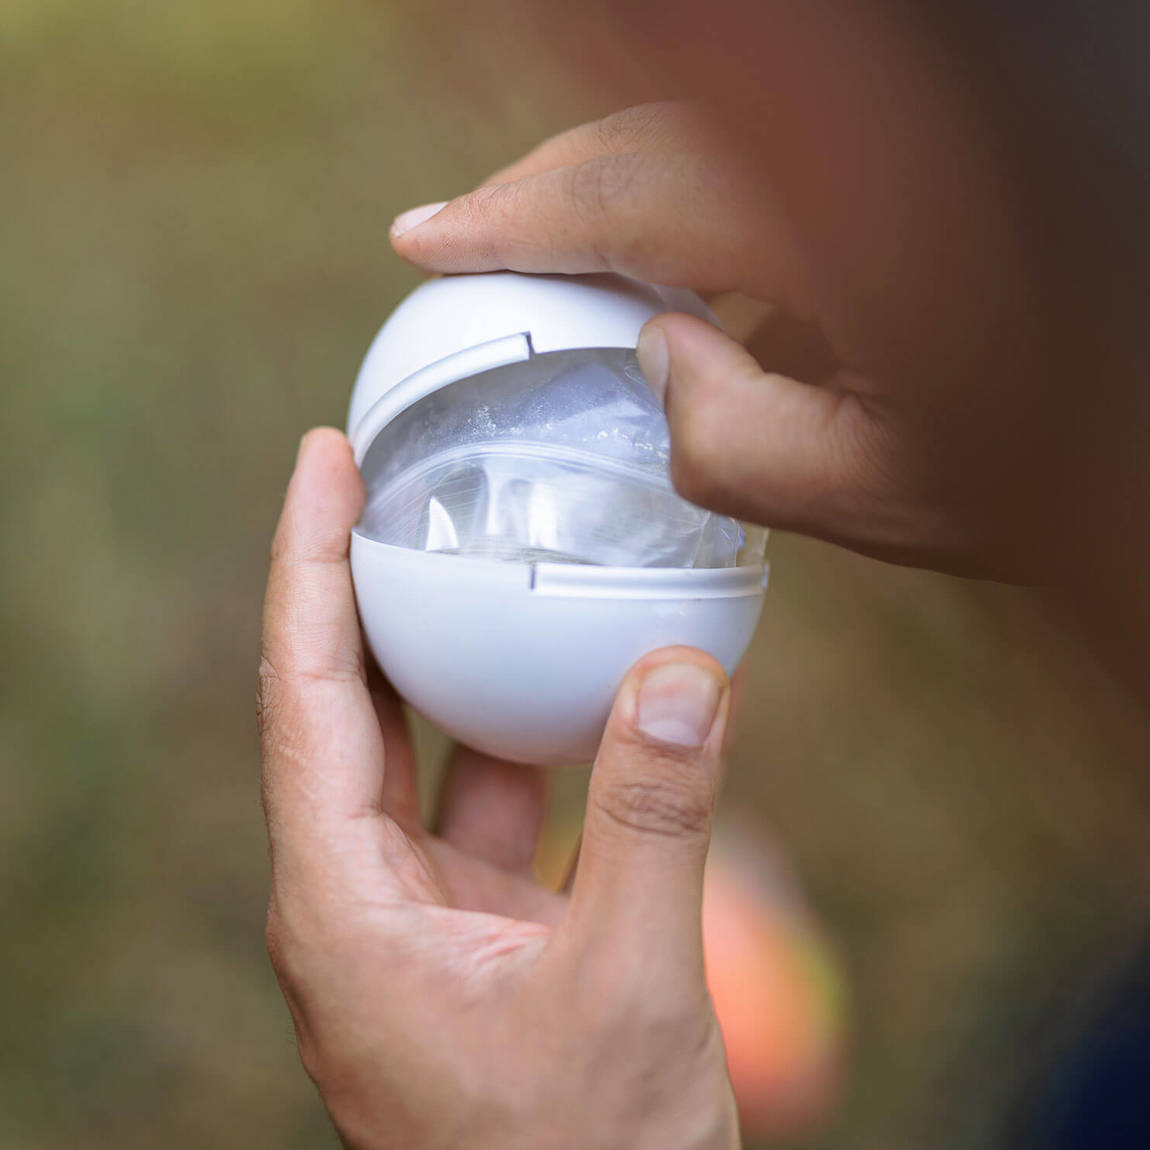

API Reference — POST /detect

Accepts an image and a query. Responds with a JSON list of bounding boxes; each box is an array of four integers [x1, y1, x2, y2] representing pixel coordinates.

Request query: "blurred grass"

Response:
[[2, 2, 1150, 1148]]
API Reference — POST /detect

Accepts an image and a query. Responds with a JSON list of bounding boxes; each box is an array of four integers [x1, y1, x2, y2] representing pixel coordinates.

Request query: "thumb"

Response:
[[639, 313, 899, 551], [567, 647, 730, 970]]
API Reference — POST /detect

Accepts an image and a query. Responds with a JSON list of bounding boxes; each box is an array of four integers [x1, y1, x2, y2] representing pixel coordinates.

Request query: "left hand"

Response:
[[258, 428, 746, 1150]]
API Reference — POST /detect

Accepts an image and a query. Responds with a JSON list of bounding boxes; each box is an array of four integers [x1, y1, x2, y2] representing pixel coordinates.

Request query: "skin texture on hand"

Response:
[[386, 0, 1150, 692], [259, 429, 754, 1150], [388, 99, 1055, 582]]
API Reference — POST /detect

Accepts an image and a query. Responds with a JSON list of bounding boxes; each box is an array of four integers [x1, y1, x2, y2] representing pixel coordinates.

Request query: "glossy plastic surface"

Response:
[[352, 534, 767, 765], [347, 271, 710, 439]]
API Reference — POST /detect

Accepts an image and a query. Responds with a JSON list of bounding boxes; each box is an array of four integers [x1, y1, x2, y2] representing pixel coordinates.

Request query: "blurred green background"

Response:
[[3, 2, 1150, 1147]]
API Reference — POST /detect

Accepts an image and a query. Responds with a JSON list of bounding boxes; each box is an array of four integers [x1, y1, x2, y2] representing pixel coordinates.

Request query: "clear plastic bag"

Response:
[[358, 349, 752, 568]]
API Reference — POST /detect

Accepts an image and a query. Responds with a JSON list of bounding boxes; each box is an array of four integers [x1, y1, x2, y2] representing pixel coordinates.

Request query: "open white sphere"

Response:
[[348, 272, 767, 766]]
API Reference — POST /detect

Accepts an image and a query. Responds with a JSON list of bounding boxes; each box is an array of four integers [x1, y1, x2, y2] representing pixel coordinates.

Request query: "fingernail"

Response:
[[635, 662, 723, 749], [296, 431, 311, 466], [637, 324, 669, 405], [391, 201, 448, 238]]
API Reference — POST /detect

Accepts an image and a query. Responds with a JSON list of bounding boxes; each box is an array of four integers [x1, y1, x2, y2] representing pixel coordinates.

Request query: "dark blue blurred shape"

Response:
[[1021, 951, 1150, 1150]]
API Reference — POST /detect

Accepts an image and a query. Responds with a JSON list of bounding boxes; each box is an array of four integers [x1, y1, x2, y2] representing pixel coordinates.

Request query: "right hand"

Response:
[[391, 101, 1057, 581]]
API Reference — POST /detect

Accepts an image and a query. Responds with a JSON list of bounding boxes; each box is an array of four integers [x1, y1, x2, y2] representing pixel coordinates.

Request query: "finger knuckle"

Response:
[[835, 392, 902, 494], [569, 153, 662, 274], [264, 900, 316, 994], [256, 654, 283, 739], [627, 995, 709, 1052], [593, 109, 637, 154], [452, 184, 518, 259], [459, 181, 505, 224], [465, 181, 564, 267], [584, 974, 714, 1071], [593, 103, 661, 152], [594, 101, 698, 153], [265, 894, 338, 987], [597, 773, 712, 840], [567, 152, 640, 218], [669, 395, 731, 508]]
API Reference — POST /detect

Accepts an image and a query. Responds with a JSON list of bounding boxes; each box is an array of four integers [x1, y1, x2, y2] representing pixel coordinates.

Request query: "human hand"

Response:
[[390, 101, 1054, 581], [258, 429, 744, 1150]]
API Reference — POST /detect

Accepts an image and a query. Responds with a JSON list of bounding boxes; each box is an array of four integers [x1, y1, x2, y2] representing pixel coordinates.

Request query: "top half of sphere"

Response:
[[347, 272, 711, 436]]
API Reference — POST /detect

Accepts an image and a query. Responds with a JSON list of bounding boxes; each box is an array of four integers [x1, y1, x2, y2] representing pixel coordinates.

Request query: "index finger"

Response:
[[390, 150, 793, 303]]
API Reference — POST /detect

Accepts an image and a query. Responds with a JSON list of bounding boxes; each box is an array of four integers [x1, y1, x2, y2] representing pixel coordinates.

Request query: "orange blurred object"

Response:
[[703, 823, 846, 1138]]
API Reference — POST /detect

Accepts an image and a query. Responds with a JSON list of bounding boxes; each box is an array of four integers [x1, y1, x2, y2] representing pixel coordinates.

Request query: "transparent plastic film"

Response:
[[358, 349, 757, 569]]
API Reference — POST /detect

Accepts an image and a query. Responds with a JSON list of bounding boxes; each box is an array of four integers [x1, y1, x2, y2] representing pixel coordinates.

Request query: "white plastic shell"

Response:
[[348, 272, 710, 449], [348, 271, 768, 765], [352, 537, 767, 766]]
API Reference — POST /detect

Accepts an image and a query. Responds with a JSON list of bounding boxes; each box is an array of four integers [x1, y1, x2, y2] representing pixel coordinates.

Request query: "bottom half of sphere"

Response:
[[351, 533, 767, 766]]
